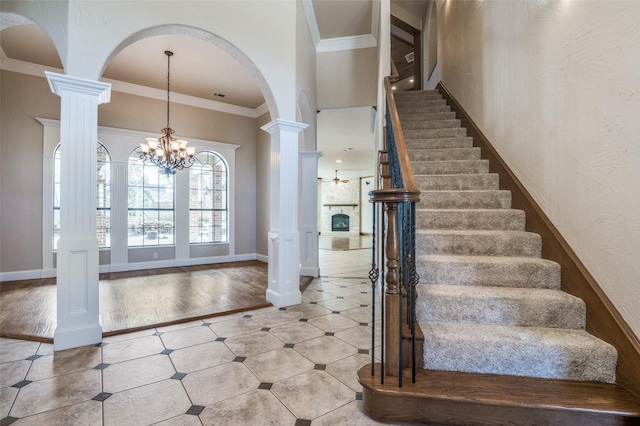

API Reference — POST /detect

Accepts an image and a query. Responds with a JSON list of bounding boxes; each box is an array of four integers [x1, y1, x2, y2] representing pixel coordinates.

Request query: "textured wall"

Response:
[[439, 0, 640, 335], [317, 48, 378, 109]]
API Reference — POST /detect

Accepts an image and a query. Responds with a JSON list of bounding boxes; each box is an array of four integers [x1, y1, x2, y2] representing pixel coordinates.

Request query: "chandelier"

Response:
[[139, 50, 196, 175]]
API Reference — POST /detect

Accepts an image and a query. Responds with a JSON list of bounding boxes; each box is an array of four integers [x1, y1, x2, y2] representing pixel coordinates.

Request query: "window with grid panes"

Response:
[[127, 148, 175, 246], [53, 142, 111, 249], [189, 151, 228, 243]]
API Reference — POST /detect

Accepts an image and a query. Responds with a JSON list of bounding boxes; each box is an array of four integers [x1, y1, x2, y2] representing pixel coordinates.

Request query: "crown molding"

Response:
[[317, 34, 377, 53], [302, 0, 378, 53], [0, 56, 266, 118]]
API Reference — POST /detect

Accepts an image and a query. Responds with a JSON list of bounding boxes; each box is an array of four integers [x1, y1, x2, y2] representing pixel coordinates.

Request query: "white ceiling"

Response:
[[0, 1, 428, 179]]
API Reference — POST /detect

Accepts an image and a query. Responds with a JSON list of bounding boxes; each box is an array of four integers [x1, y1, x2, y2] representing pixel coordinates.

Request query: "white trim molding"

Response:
[[0, 58, 268, 118], [317, 34, 377, 52]]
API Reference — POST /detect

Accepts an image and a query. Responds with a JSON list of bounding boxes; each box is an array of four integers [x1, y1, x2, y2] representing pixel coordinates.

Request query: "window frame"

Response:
[[127, 147, 176, 247], [53, 141, 112, 250], [189, 150, 229, 245]]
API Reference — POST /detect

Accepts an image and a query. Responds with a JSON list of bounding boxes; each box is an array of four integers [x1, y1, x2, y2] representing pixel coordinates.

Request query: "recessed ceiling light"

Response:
[[409, 79, 414, 83], [336, 160, 342, 163], [392, 86, 396, 90]]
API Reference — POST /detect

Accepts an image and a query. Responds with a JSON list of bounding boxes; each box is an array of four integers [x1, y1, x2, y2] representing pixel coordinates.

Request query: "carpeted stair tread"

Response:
[[416, 229, 542, 257], [416, 285, 586, 329], [415, 173, 500, 190], [405, 137, 474, 150], [402, 119, 461, 130], [416, 208, 525, 230], [408, 147, 481, 161], [404, 127, 467, 139], [416, 254, 561, 289], [419, 322, 617, 383], [412, 159, 489, 175], [417, 190, 512, 209]]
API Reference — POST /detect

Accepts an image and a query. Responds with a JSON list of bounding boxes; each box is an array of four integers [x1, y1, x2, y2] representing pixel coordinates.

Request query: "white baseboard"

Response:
[[3, 254, 263, 282], [0, 268, 57, 282]]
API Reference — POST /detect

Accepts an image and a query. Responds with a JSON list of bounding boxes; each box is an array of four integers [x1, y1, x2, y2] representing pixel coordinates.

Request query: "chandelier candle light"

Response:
[[140, 50, 196, 175]]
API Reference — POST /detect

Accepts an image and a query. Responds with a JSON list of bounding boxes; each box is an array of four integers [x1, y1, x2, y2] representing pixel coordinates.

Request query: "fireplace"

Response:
[[331, 214, 350, 232]]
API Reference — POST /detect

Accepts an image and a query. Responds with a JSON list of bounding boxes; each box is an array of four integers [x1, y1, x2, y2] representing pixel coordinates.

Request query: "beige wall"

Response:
[[0, 71, 60, 271], [438, 0, 640, 335], [0, 70, 259, 272], [317, 47, 378, 109], [255, 112, 272, 257]]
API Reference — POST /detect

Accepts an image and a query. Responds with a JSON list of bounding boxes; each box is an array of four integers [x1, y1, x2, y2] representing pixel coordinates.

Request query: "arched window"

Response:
[[53, 142, 111, 249], [189, 151, 228, 243], [127, 148, 175, 246]]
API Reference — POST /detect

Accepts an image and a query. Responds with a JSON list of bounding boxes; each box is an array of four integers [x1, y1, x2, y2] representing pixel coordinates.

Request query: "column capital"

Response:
[[45, 71, 111, 104], [261, 118, 308, 135], [299, 150, 323, 159]]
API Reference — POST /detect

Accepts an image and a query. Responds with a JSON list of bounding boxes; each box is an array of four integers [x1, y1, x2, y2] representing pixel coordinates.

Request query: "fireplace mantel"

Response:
[[323, 204, 358, 209]]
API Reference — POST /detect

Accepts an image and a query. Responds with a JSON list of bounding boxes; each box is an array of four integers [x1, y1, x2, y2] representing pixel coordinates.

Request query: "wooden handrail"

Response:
[[367, 76, 422, 382], [383, 76, 417, 192]]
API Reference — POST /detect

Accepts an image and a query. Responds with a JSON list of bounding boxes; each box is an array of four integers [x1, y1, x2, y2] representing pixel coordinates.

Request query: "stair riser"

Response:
[[398, 112, 456, 122], [416, 287, 586, 329], [416, 209, 525, 231], [402, 119, 461, 130], [417, 190, 512, 209], [416, 256, 561, 289], [420, 323, 617, 383], [398, 106, 452, 115], [404, 128, 467, 139], [396, 100, 447, 108], [395, 91, 442, 100], [415, 174, 500, 191], [405, 137, 473, 150], [408, 148, 481, 161], [412, 160, 489, 175], [416, 231, 542, 257]]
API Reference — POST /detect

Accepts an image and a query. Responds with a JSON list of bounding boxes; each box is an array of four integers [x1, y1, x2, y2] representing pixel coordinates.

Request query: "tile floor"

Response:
[[0, 247, 401, 425]]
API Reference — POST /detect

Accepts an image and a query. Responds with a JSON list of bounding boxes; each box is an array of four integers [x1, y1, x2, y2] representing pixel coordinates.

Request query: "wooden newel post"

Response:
[[384, 200, 400, 377]]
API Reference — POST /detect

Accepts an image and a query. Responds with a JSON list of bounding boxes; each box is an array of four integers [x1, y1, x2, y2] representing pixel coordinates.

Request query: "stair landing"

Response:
[[358, 364, 640, 425]]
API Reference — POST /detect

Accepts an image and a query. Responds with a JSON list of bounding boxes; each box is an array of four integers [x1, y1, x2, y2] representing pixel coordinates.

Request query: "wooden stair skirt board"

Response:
[[358, 364, 640, 426], [436, 82, 640, 399]]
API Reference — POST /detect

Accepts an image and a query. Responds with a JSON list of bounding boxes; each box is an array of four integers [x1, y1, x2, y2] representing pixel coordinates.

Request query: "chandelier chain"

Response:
[[138, 50, 195, 175]]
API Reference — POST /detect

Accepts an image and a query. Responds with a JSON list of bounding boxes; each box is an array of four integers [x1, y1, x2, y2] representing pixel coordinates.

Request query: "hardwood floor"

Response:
[[0, 261, 272, 342], [0, 238, 369, 344]]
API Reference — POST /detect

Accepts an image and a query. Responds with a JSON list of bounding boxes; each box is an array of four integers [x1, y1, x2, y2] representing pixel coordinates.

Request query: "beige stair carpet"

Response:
[[393, 89, 617, 383]]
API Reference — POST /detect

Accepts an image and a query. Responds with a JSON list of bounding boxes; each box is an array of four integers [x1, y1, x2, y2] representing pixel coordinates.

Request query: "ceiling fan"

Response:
[[324, 170, 349, 185]]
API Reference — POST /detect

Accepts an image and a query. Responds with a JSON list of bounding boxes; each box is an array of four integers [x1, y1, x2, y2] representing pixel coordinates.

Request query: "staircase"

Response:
[[358, 88, 640, 425]]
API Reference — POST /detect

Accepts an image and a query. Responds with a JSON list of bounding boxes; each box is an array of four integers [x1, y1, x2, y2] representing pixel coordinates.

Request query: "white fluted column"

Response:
[[261, 119, 308, 307], [299, 151, 322, 277], [46, 72, 111, 351]]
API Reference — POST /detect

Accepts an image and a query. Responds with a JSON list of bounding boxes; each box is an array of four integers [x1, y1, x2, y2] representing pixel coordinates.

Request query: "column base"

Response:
[[300, 266, 320, 277], [54, 323, 102, 351], [266, 288, 302, 308]]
